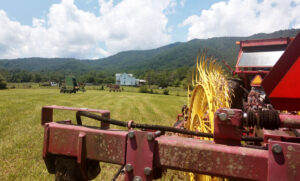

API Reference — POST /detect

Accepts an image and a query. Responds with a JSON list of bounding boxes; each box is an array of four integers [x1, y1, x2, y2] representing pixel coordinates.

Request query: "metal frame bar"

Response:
[[42, 122, 300, 181], [41, 106, 300, 181], [41, 105, 110, 129]]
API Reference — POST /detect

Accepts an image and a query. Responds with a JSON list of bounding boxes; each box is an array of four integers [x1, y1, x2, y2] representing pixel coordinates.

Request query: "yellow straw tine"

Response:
[[184, 51, 231, 181]]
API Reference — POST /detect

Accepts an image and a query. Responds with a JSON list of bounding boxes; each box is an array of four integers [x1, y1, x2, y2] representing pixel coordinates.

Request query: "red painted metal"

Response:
[[235, 37, 291, 70], [43, 122, 300, 181], [234, 70, 270, 75], [213, 109, 243, 145], [125, 131, 155, 181], [279, 114, 300, 129], [234, 47, 243, 72], [262, 33, 300, 111], [234, 37, 293, 90], [77, 132, 88, 180], [41, 106, 300, 180], [263, 129, 300, 143], [268, 141, 300, 181], [240, 38, 291, 48], [41, 105, 110, 129], [222, 60, 234, 74], [174, 113, 184, 128], [155, 135, 268, 180], [42, 122, 127, 165]]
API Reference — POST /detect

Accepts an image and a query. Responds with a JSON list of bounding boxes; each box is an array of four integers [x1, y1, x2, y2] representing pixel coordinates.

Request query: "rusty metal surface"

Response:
[[155, 135, 268, 181], [41, 106, 300, 181], [42, 123, 300, 181], [268, 141, 300, 181], [43, 122, 127, 165], [125, 131, 155, 181]]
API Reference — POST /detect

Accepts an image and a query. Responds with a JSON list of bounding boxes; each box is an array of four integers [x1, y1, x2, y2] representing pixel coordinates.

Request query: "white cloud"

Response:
[[182, 0, 300, 40], [98, 0, 113, 15], [179, 0, 185, 7], [0, 0, 175, 59]]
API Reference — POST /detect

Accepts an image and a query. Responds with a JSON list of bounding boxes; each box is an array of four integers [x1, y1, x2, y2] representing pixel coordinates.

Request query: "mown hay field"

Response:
[[0, 89, 186, 180]]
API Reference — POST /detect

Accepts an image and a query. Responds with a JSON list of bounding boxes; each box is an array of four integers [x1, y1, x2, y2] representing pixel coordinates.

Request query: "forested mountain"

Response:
[[0, 29, 299, 74]]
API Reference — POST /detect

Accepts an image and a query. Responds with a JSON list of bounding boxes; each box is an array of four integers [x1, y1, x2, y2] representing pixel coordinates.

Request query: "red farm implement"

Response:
[[41, 33, 300, 181]]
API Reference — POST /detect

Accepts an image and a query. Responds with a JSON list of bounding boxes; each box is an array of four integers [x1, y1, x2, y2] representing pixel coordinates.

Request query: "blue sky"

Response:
[[0, 0, 299, 59]]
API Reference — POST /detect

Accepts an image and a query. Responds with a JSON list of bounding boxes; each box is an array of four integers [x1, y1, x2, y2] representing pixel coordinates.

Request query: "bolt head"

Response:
[[147, 133, 154, 141], [154, 130, 162, 137], [125, 164, 133, 172], [272, 144, 282, 154], [133, 176, 142, 181], [128, 131, 135, 139], [218, 112, 227, 121], [242, 112, 247, 120], [144, 167, 152, 176]]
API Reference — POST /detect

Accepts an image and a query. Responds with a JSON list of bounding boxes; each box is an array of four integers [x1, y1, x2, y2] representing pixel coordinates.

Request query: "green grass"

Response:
[[0, 89, 186, 180], [7, 83, 188, 97]]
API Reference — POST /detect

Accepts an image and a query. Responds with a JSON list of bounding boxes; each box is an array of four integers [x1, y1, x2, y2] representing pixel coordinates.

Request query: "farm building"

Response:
[[115, 73, 145, 86]]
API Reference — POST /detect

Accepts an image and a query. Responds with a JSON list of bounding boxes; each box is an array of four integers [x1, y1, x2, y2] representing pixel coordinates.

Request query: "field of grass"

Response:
[[7, 83, 188, 97], [0, 88, 187, 180]]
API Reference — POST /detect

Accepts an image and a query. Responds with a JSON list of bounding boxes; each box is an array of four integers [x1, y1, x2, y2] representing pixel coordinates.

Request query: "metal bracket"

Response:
[[77, 132, 88, 181], [125, 131, 155, 181], [214, 108, 243, 145], [268, 141, 300, 181]]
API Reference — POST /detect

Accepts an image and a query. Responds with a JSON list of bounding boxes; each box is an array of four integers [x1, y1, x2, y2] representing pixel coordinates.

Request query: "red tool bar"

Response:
[[43, 122, 300, 181], [155, 135, 268, 180], [43, 122, 127, 165]]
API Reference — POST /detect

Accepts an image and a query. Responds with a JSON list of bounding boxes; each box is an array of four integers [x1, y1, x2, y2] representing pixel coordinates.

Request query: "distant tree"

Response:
[[173, 79, 181, 87], [0, 74, 7, 89], [182, 67, 193, 89], [86, 76, 95, 83], [149, 89, 154, 94], [163, 89, 169, 95], [33, 73, 42, 82], [156, 71, 169, 88], [145, 71, 156, 87], [139, 86, 148, 93], [104, 76, 115, 84]]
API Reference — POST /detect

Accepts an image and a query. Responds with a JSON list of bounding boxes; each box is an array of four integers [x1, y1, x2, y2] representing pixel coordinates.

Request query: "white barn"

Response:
[[116, 73, 145, 86]]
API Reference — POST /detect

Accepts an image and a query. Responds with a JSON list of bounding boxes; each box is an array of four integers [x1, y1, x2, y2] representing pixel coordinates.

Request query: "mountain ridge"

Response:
[[0, 28, 299, 73]]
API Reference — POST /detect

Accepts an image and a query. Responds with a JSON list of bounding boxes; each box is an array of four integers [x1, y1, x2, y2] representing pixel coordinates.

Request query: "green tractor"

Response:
[[60, 76, 85, 93]]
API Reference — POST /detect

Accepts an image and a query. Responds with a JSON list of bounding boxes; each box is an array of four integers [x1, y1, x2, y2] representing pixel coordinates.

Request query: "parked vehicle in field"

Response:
[[107, 84, 121, 92], [59, 76, 85, 93]]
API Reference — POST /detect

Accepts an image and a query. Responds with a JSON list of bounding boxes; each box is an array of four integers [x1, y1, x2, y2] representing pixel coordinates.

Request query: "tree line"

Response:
[[0, 69, 115, 84], [0, 66, 193, 89]]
